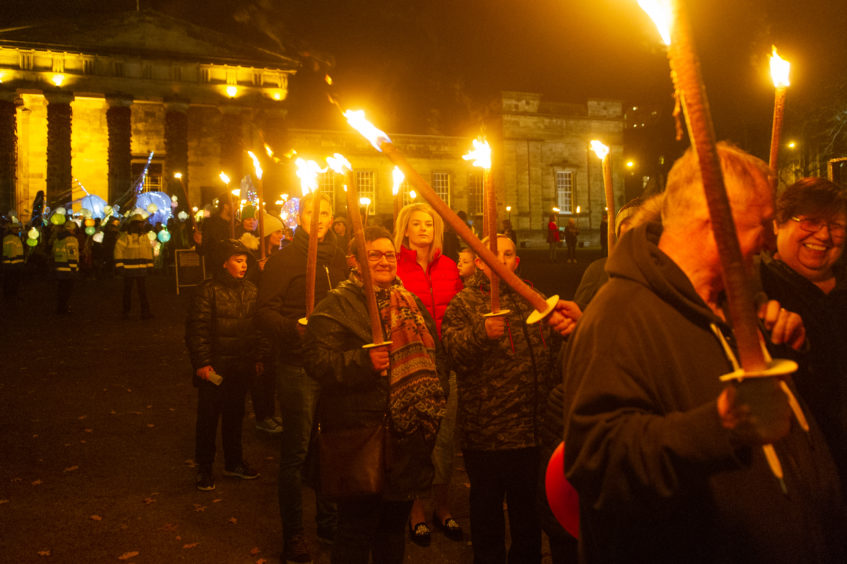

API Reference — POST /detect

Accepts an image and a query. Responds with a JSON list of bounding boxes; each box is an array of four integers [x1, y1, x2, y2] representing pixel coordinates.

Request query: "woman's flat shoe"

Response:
[[434, 515, 463, 541], [408, 521, 432, 547]]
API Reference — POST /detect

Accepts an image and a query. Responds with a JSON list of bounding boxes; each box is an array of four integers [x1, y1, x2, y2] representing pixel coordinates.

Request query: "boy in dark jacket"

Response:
[[186, 239, 267, 491]]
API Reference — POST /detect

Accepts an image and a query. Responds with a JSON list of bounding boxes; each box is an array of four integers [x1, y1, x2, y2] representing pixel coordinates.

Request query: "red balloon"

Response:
[[545, 441, 580, 538]]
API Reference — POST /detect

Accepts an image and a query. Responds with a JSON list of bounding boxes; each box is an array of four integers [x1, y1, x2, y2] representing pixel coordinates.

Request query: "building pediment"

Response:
[[0, 9, 298, 69]]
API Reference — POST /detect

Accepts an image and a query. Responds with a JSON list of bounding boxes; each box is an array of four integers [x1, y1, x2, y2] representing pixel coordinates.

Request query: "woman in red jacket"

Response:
[[393, 203, 464, 546]]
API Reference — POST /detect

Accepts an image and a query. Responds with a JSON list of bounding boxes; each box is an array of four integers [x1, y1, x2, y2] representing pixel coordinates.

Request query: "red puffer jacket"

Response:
[[396, 245, 463, 336]]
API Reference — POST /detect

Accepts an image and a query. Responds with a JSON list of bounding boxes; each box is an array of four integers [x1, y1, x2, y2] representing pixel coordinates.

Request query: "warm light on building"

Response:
[[626, 160, 635, 168], [788, 141, 796, 149], [173, 172, 183, 180], [225, 85, 238, 98], [272, 91, 282, 101], [51, 73, 66, 87]]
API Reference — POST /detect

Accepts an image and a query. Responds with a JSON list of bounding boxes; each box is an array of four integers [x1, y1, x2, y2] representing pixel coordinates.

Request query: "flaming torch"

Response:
[[218, 172, 234, 238], [769, 46, 791, 172], [327, 153, 392, 357], [345, 110, 558, 323], [590, 140, 616, 251], [639, 0, 800, 491], [295, 157, 325, 320], [392, 166, 404, 226], [246, 151, 266, 260], [464, 138, 509, 317]]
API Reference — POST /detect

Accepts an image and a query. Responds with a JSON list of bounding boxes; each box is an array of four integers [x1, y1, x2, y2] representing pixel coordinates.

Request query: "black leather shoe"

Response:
[[408, 521, 431, 547]]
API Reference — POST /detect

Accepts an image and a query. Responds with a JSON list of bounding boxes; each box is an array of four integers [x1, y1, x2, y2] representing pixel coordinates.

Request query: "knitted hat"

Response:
[[241, 205, 257, 220], [263, 213, 284, 234]]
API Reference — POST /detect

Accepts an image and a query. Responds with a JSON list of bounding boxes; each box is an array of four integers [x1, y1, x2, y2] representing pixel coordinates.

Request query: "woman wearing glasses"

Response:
[[393, 203, 464, 545], [760, 177, 847, 514], [304, 226, 447, 564]]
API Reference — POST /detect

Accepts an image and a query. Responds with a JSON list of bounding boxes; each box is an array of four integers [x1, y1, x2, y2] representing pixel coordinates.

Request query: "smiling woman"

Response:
[[760, 176, 847, 506]]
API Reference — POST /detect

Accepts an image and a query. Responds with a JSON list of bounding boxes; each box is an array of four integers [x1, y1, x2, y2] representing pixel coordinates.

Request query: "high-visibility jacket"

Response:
[[2, 233, 25, 267], [114, 232, 154, 277], [52, 233, 79, 278]]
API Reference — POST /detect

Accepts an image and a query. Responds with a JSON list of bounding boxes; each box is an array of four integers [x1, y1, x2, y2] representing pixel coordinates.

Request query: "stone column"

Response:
[[219, 105, 243, 192], [0, 90, 18, 216], [165, 100, 189, 200], [106, 95, 132, 204], [44, 90, 74, 205]]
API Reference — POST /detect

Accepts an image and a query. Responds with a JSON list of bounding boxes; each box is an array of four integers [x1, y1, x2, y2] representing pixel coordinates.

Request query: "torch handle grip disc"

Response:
[[362, 341, 393, 350], [526, 295, 559, 325], [483, 310, 511, 318]]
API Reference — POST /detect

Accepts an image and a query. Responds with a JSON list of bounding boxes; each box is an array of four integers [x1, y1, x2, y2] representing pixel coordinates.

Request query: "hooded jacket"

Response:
[[563, 222, 842, 563], [255, 226, 348, 366], [441, 276, 560, 451], [395, 245, 462, 336], [303, 278, 448, 500], [52, 231, 79, 279]]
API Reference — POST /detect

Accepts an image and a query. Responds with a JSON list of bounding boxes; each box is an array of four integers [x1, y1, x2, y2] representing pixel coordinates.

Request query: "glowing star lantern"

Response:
[[638, 0, 672, 46], [344, 110, 392, 152], [85, 226, 96, 235], [769, 46, 791, 171], [158, 229, 171, 243], [591, 140, 616, 250]]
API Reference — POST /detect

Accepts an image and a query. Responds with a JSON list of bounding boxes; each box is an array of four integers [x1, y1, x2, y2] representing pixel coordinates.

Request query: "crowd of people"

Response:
[[5, 142, 847, 563]]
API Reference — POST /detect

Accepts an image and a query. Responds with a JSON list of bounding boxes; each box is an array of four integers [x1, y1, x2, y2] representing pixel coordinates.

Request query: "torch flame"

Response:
[[231, 189, 241, 197], [590, 140, 610, 160], [247, 151, 263, 180], [770, 46, 791, 88], [344, 110, 392, 152], [638, 0, 673, 46], [325, 74, 333, 86], [219, 172, 230, 185], [392, 166, 405, 196], [295, 158, 324, 196], [173, 172, 183, 180], [462, 138, 492, 170], [326, 153, 352, 174]]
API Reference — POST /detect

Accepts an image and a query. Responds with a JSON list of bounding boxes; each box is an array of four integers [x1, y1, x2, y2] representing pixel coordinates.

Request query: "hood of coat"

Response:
[[606, 222, 720, 325]]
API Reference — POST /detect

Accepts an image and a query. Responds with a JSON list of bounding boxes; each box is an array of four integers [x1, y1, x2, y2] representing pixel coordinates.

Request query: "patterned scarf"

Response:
[[353, 271, 446, 441]]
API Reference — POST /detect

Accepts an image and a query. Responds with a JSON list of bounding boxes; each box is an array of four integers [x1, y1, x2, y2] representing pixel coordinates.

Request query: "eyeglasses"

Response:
[[366, 250, 397, 262], [790, 216, 847, 238]]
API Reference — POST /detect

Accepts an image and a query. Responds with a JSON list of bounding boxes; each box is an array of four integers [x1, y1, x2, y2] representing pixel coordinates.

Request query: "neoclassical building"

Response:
[[0, 10, 624, 243]]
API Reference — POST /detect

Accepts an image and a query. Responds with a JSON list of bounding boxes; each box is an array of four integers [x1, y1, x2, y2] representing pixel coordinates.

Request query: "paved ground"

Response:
[[0, 246, 597, 563]]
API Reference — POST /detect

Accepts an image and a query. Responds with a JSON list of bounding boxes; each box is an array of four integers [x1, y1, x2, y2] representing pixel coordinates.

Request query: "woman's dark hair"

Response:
[[775, 177, 847, 224], [349, 226, 394, 257]]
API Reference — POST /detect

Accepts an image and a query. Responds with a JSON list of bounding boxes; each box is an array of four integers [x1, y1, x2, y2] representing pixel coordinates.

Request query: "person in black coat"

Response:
[[255, 193, 349, 562], [186, 239, 268, 491]]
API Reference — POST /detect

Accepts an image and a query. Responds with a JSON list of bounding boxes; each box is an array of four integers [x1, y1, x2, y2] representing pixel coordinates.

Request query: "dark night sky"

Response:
[[2, 0, 845, 158]]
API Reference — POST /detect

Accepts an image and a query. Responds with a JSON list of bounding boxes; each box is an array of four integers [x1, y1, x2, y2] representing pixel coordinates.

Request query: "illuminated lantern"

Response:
[[92, 231, 104, 243], [84, 218, 95, 227], [157, 229, 171, 243], [177, 211, 189, 221], [147, 231, 157, 242], [50, 213, 66, 225], [147, 203, 158, 213], [28, 227, 39, 240], [26, 238, 38, 247], [545, 442, 580, 538], [85, 226, 96, 235], [54, 207, 66, 216]]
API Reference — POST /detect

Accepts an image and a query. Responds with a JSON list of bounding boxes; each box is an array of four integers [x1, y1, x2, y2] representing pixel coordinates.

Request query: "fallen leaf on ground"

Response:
[[117, 551, 139, 560], [32, 434, 39, 438], [142, 497, 156, 505], [159, 523, 178, 532], [80, 440, 87, 444], [90, 515, 102, 521], [37, 549, 51, 556], [182, 542, 198, 549], [84, 429, 93, 433], [249, 547, 260, 555], [228, 517, 237, 524], [146, 405, 153, 409], [193, 505, 206, 512], [63, 465, 79, 472], [168, 408, 175, 412], [32, 479, 42, 486], [256, 559, 268, 564], [212, 498, 222, 503], [0, 499, 9, 504], [146, 424, 155, 428], [78, 415, 87, 420]]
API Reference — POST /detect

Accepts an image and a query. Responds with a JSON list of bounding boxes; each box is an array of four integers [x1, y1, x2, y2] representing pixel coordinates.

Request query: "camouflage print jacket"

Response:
[[441, 279, 561, 451]]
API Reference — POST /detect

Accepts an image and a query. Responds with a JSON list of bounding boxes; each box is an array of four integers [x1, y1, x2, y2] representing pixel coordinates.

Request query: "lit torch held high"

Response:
[[295, 158, 324, 318], [590, 140, 616, 251], [769, 46, 791, 172], [247, 151, 266, 260]]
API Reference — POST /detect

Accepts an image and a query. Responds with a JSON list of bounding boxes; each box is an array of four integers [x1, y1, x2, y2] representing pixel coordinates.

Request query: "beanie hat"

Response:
[[241, 205, 257, 220], [263, 213, 284, 234]]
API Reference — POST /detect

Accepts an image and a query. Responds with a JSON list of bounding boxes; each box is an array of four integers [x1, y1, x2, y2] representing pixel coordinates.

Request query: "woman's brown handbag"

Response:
[[318, 421, 386, 499]]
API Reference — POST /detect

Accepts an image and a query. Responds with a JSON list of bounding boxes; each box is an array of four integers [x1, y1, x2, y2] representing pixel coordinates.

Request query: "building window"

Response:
[[319, 171, 335, 199], [431, 171, 450, 205], [400, 180, 414, 206], [468, 172, 483, 215], [556, 170, 574, 213], [356, 170, 376, 215], [131, 159, 163, 193], [113, 61, 124, 77], [83, 58, 95, 75]]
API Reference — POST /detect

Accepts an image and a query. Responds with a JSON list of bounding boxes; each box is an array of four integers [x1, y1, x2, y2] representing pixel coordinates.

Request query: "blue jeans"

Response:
[[277, 363, 336, 538]]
